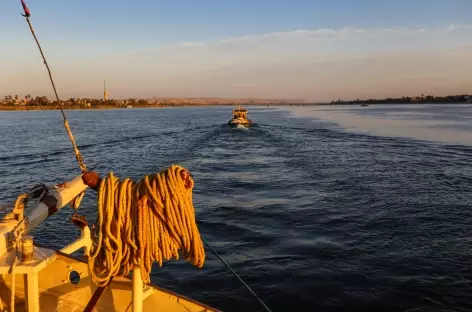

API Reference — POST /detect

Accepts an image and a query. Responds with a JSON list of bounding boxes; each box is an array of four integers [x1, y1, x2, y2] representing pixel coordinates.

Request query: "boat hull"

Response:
[[0, 245, 219, 312]]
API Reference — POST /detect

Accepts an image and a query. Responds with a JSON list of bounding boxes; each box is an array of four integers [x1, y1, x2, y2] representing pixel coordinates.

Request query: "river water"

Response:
[[0, 104, 471, 311]]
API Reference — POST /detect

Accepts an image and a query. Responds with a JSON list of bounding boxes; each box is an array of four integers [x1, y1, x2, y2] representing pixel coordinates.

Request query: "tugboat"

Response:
[[228, 105, 252, 128]]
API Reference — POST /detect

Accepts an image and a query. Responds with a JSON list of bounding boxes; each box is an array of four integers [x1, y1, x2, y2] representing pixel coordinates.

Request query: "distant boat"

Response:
[[360, 103, 369, 107], [228, 105, 252, 128], [126, 105, 133, 108]]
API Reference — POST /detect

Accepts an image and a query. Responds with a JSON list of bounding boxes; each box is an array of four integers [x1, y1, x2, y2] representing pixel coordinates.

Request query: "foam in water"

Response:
[[234, 124, 250, 130]]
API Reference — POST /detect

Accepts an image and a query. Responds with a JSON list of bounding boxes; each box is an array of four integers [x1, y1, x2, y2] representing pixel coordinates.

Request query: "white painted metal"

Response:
[[0, 174, 88, 312], [0, 174, 88, 258], [52, 174, 88, 208], [24, 202, 49, 234], [0, 250, 218, 311], [60, 225, 92, 256], [25, 272, 39, 312], [132, 266, 143, 312], [0, 246, 55, 274], [26, 174, 88, 233], [0, 223, 15, 259]]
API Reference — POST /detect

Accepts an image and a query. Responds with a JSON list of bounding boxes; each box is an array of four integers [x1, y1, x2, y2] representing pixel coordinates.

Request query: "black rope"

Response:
[[20, 0, 87, 172], [21, 12, 66, 120], [202, 236, 273, 312]]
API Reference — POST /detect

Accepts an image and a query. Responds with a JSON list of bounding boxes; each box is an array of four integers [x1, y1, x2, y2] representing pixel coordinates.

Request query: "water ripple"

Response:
[[0, 106, 471, 311]]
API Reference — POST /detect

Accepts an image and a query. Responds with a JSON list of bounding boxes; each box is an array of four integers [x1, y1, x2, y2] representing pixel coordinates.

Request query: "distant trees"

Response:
[[2, 95, 15, 105], [28, 96, 49, 106], [331, 94, 471, 105]]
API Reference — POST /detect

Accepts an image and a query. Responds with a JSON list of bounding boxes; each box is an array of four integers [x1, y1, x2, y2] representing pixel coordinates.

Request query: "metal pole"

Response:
[[132, 267, 143, 312]]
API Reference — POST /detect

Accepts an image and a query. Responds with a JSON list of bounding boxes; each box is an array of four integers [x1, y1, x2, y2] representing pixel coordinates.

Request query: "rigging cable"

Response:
[[20, 0, 87, 174], [202, 237, 273, 312]]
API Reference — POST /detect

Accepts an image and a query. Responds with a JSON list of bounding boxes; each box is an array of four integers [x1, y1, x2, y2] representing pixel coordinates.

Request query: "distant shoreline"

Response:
[[0, 103, 293, 111], [1, 102, 471, 111], [0, 103, 278, 111]]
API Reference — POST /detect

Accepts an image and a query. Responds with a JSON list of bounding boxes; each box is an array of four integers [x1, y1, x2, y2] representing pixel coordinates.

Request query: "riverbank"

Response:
[[0, 104, 172, 111], [1, 101, 471, 111], [0, 103, 292, 111]]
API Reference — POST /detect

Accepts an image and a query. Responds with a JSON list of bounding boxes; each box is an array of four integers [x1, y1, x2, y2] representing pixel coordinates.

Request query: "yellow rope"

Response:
[[63, 120, 87, 173], [63, 120, 87, 209], [88, 164, 205, 286]]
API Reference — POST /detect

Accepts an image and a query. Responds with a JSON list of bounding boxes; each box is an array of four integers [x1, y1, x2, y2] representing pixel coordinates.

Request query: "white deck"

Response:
[[0, 246, 218, 312]]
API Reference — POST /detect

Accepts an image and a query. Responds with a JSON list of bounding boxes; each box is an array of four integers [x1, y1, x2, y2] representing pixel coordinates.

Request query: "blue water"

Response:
[[1, 105, 472, 312]]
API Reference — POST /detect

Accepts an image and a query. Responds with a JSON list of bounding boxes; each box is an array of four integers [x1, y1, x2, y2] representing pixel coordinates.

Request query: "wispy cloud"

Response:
[[3, 24, 472, 101], [118, 24, 472, 56]]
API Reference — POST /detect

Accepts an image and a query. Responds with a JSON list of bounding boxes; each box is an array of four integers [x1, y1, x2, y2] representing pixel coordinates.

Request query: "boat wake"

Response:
[[234, 124, 250, 130]]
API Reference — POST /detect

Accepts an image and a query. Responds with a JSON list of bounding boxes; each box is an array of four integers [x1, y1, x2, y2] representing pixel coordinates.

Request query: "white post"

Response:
[[60, 226, 91, 256], [132, 267, 143, 312], [24, 272, 39, 312]]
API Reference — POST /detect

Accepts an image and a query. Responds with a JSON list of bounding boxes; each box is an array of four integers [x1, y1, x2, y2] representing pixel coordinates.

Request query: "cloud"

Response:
[[115, 24, 472, 57], [3, 24, 472, 101], [148, 47, 472, 101]]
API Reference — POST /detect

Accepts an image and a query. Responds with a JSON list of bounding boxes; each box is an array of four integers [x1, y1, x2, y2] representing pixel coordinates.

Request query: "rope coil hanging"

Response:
[[88, 164, 205, 286]]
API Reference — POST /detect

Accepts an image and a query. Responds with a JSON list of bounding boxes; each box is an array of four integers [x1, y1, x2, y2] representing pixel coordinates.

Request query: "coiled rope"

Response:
[[88, 164, 205, 286]]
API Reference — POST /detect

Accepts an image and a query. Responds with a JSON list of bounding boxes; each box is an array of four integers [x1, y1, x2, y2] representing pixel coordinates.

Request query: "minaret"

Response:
[[103, 80, 108, 101]]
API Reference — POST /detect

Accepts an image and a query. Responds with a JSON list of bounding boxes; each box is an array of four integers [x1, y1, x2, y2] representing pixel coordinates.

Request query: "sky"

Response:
[[0, 0, 471, 102]]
